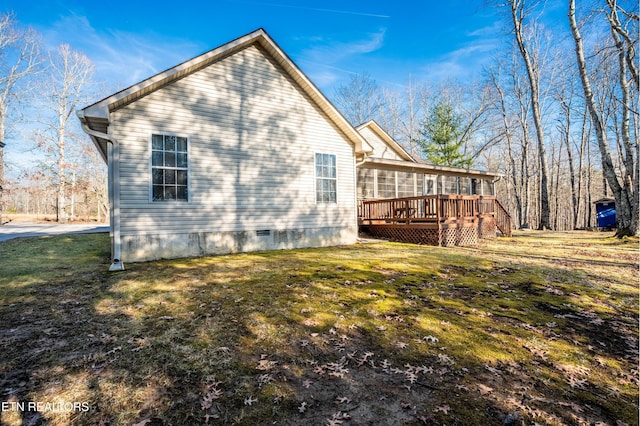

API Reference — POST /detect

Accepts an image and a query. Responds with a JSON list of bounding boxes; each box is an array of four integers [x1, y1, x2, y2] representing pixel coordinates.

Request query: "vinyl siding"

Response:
[[110, 44, 356, 235], [358, 126, 404, 161]]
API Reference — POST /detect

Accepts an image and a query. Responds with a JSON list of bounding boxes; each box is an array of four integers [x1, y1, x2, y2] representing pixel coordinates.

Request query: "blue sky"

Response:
[[3, 0, 550, 93], [3, 0, 569, 173]]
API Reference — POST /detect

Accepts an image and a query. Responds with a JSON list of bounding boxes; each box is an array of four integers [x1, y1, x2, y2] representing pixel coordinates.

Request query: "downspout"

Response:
[[354, 152, 370, 234], [79, 121, 124, 271]]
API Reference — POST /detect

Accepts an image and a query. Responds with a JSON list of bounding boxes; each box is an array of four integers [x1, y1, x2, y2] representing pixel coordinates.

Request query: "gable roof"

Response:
[[356, 120, 415, 162], [78, 28, 373, 162]]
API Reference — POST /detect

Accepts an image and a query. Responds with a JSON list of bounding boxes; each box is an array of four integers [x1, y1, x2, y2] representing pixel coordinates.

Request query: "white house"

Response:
[[79, 29, 504, 269], [78, 29, 373, 270]]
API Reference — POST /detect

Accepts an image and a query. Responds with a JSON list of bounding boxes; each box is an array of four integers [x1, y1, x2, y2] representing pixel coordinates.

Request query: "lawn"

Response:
[[0, 231, 637, 425]]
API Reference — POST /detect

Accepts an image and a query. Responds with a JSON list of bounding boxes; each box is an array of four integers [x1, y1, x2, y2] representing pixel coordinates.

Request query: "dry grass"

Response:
[[0, 231, 637, 425]]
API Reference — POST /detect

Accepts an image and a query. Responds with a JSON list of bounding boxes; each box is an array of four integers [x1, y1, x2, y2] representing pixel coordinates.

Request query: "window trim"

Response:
[[314, 152, 338, 204], [148, 132, 191, 203]]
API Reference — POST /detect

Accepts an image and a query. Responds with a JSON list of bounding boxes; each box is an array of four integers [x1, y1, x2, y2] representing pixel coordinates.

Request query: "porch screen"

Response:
[[443, 176, 458, 194], [377, 170, 395, 198], [357, 168, 374, 199], [416, 173, 424, 196], [397, 172, 414, 198], [459, 177, 470, 195], [482, 179, 495, 195]]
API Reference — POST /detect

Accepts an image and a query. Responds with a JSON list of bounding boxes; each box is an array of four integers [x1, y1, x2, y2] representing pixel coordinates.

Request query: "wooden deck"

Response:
[[358, 195, 512, 247]]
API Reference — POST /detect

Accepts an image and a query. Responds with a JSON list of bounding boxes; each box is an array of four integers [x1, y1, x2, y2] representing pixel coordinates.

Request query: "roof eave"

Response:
[[77, 110, 109, 163], [361, 157, 503, 178]]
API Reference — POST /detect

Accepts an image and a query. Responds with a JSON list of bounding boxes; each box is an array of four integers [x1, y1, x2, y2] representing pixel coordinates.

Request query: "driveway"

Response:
[[0, 222, 109, 242]]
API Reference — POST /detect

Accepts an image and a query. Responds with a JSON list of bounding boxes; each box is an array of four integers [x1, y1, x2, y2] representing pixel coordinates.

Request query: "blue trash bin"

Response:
[[594, 198, 616, 228]]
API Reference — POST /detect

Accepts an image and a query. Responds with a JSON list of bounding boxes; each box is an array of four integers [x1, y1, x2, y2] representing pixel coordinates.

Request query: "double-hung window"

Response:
[[315, 153, 337, 203], [151, 134, 189, 201]]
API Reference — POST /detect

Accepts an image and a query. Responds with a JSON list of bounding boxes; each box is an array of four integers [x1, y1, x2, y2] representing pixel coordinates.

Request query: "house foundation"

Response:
[[120, 226, 357, 262]]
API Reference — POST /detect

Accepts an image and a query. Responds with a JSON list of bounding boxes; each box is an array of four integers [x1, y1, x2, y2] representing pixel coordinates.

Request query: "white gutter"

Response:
[[78, 117, 124, 271]]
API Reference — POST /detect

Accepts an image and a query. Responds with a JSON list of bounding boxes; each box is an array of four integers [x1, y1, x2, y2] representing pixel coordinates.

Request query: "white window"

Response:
[[315, 153, 337, 203], [151, 134, 189, 201]]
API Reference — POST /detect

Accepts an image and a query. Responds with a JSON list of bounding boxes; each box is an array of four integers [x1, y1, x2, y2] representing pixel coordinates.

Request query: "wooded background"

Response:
[[0, 0, 637, 234]]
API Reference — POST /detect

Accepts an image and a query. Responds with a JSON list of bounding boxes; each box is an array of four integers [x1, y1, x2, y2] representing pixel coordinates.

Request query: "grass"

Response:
[[0, 231, 637, 425]]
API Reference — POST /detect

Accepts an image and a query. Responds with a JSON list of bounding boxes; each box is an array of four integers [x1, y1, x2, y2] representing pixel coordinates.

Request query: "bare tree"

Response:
[[458, 82, 500, 162], [569, 0, 638, 236], [489, 62, 524, 227], [488, 50, 535, 228], [377, 87, 403, 143], [605, 0, 639, 91], [333, 72, 381, 126], [554, 66, 581, 229], [0, 13, 39, 225], [33, 44, 94, 223], [505, 0, 552, 230], [378, 76, 426, 157], [401, 77, 424, 157]]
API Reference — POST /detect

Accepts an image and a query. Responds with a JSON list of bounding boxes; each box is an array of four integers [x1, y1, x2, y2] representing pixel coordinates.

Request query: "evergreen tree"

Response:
[[416, 100, 472, 169]]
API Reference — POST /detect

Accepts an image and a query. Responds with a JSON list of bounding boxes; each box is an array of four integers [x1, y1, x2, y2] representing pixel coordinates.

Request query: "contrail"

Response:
[[223, 0, 390, 18]]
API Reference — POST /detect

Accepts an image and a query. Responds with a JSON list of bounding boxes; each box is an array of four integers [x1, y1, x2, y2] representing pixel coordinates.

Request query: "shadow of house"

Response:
[[78, 29, 373, 269]]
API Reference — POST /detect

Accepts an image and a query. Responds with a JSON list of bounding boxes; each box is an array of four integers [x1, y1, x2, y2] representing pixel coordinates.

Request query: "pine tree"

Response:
[[416, 100, 472, 169]]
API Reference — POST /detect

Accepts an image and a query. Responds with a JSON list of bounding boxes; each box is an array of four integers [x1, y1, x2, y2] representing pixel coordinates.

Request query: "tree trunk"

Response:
[[553, 145, 562, 230], [557, 84, 579, 229], [576, 106, 589, 228], [568, 0, 637, 236], [0, 112, 5, 226], [0, 140, 4, 226], [490, 68, 525, 227], [509, 0, 552, 230]]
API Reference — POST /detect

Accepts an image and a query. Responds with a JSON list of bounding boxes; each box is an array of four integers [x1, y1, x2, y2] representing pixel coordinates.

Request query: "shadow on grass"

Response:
[[0, 234, 638, 425]]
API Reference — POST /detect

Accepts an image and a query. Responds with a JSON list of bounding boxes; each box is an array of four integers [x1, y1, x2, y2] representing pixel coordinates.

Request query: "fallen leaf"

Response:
[[423, 335, 439, 343], [434, 404, 450, 414], [478, 384, 493, 395], [484, 365, 500, 375], [335, 396, 352, 404], [568, 377, 588, 389]]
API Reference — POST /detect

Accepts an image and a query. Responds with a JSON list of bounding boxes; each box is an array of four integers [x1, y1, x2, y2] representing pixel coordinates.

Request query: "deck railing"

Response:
[[359, 195, 511, 233], [493, 198, 513, 237]]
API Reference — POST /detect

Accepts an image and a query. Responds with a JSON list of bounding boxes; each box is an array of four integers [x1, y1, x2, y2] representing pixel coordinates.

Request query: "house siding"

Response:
[[110, 45, 357, 261], [358, 126, 404, 160]]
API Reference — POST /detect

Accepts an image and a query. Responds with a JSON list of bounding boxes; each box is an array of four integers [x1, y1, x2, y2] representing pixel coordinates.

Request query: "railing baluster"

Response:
[[359, 194, 512, 234]]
